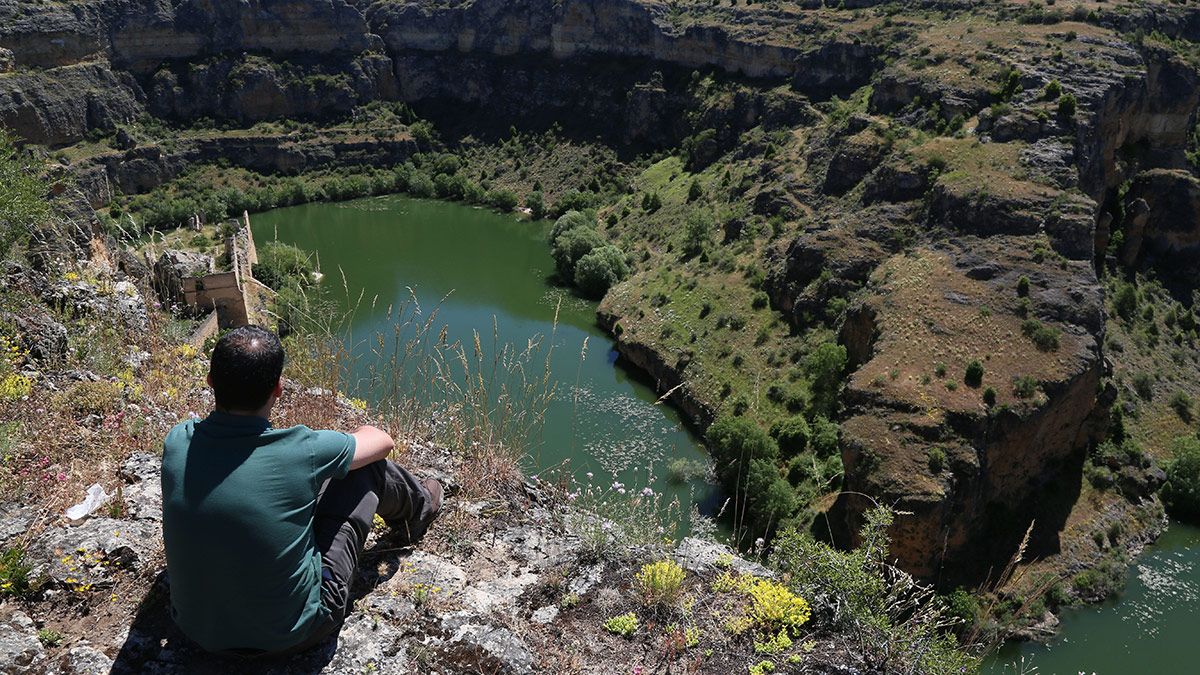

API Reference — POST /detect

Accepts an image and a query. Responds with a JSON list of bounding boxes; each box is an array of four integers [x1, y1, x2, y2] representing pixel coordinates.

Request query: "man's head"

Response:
[[207, 325, 285, 413]]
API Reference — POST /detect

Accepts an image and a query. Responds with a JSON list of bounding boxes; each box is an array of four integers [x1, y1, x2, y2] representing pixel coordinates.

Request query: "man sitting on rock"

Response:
[[160, 325, 443, 657]]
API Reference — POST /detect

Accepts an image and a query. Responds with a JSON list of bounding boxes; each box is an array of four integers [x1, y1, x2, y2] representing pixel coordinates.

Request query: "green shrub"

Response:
[[688, 179, 704, 202], [1017, 275, 1031, 297], [551, 226, 604, 280], [526, 190, 545, 219], [0, 130, 50, 260], [1132, 371, 1155, 400], [485, 188, 519, 212], [943, 588, 980, 630], [1170, 390, 1194, 422], [1013, 375, 1038, 398], [983, 387, 997, 407], [254, 241, 314, 291], [1043, 80, 1063, 100], [1163, 436, 1200, 521], [770, 416, 811, 455], [549, 210, 591, 244], [1021, 319, 1060, 351], [770, 508, 978, 673], [805, 342, 848, 415], [635, 559, 686, 608], [1057, 92, 1077, 119], [927, 447, 946, 473], [1113, 282, 1138, 320], [810, 416, 840, 458], [0, 547, 33, 597], [573, 245, 628, 299], [683, 211, 713, 257], [964, 360, 984, 388], [603, 612, 639, 637]]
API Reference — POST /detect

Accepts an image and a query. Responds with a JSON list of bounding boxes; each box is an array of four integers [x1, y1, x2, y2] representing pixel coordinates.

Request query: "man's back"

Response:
[[161, 411, 354, 653]]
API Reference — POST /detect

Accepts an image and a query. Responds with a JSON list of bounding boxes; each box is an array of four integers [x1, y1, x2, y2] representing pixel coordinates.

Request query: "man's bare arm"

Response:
[[349, 425, 395, 470]]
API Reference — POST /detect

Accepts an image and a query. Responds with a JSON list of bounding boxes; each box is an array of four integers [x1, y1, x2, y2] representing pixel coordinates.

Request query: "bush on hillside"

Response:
[[707, 416, 779, 489], [810, 416, 840, 458], [805, 342, 848, 416], [770, 415, 811, 456], [0, 131, 49, 260], [1163, 436, 1200, 521], [574, 245, 628, 299]]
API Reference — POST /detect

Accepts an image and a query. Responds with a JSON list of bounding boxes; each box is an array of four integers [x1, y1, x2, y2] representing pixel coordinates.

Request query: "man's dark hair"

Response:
[[209, 326, 285, 412]]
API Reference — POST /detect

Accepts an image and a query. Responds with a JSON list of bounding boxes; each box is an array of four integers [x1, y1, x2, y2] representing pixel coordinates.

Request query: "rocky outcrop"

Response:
[[1118, 169, 1200, 282], [832, 237, 1109, 583], [595, 306, 716, 428], [0, 63, 141, 146]]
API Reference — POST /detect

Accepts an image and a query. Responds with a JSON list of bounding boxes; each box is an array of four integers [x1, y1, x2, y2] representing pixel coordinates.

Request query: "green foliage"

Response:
[[0, 547, 33, 597], [551, 226, 604, 280], [1042, 80, 1063, 100], [526, 190, 545, 220], [983, 387, 997, 407], [485, 188, 519, 212], [0, 130, 50, 260], [254, 241, 314, 291], [574, 245, 629, 299], [549, 210, 591, 244], [943, 588, 980, 630], [1108, 279, 1137, 319], [1132, 371, 1155, 400], [634, 559, 686, 608], [1170, 390, 1194, 422], [810, 416, 840, 458], [770, 508, 976, 674], [770, 415, 810, 456], [1163, 436, 1200, 521], [1016, 275, 1030, 297], [1057, 92, 1078, 119], [964, 360, 984, 388], [927, 447, 946, 473], [683, 211, 714, 258], [687, 179, 704, 202], [1012, 374, 1041, 396], [1021, 319, 1061, 351], [707, 417, 796, 532], [603, 612, 639, 637], [748, 578, 811, 633], [37, 628, 63, 647], [805, 342, 848, 416]]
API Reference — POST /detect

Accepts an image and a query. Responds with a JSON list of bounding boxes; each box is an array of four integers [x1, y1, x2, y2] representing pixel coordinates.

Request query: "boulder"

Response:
[[151, 249, 214, 309], [1, 309, 68, 364], [28, 517, 161, 589], [0, 611, 44, 675]]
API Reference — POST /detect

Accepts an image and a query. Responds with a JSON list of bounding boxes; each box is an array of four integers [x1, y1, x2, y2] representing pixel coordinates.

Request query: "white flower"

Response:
[[617, 488, 626, 495], [586, 472, 594, 479], [641, 487, 655, 497]]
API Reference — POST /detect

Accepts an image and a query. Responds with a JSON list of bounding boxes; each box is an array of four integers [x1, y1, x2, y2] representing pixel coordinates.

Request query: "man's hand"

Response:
[[349, 425, 395, 470]]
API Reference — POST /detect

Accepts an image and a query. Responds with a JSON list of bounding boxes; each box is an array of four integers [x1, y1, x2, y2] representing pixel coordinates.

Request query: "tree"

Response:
[[549, 210, 592, 245], [551, 226, 604, 280], [1163, 436, 1200, 522], [486, 188, 519, 212], [0, 131, 49, 260], [770, 415, 811, 456], [683, 211, 713, 258], [964, 360, 985, 388], [687, 179, 704, 202], [573, 245, 628, 299], [805, 342, 848, 416], [254, 241, 314, 291], [526, 190, 545, 220]]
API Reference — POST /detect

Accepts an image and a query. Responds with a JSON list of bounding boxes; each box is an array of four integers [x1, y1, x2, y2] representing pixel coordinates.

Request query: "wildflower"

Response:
[[617, 488, 626, 495], [530, 474, 538, 482], [187, 411, 199, 419], [586, 472, 594, 479], [641, 487, 654, 497], [56, 472, 67, 482], [601, 522, 613, 531]]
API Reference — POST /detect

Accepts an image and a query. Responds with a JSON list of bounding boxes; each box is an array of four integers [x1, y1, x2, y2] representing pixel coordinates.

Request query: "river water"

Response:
[[983, 521, 1200, 674], [252, 195, 718, 528]]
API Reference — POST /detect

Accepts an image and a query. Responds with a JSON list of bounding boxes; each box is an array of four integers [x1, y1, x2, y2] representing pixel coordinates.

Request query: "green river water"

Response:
[[253, 194, 1200, 673], [252, 194, 720, 526]]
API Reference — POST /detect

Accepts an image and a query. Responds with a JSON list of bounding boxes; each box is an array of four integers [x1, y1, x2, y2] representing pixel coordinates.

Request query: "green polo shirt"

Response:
[[161, 411, 356, 653]]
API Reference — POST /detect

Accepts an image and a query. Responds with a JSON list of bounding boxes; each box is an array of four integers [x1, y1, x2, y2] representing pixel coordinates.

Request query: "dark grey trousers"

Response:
[[267, 459, 433, 657]]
